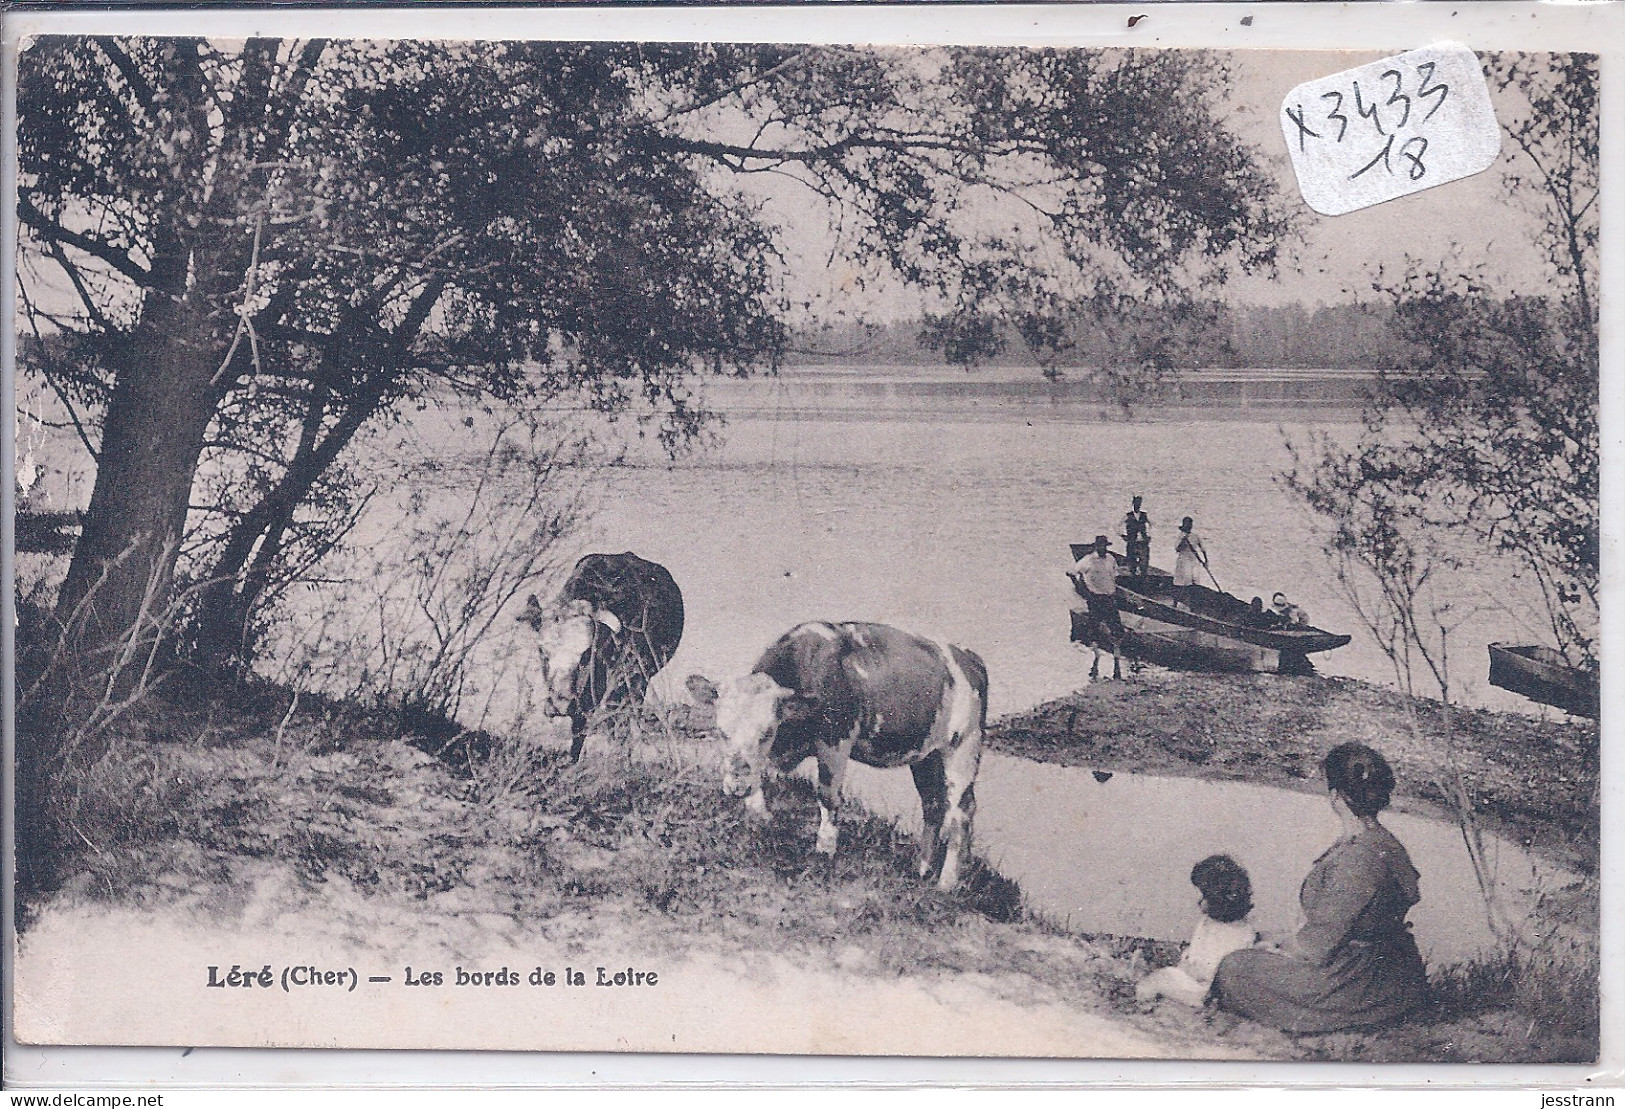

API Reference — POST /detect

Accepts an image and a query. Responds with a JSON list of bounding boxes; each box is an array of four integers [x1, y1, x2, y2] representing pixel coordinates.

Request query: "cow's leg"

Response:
[[1089, 644, 1101, 680], [622, 663, 651, 711], [813, 736, 854, 857], [937, 723, 983, 892], [910, 750, 948, 881]]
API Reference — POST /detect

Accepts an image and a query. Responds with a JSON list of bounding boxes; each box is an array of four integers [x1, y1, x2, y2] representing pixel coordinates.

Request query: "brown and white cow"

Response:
[[715, 621, 987, 891]]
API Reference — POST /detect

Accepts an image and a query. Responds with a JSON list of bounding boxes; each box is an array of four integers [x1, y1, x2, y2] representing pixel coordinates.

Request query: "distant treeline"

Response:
[[789, 302, 1416, 371], [20, 301, 1413, 387]]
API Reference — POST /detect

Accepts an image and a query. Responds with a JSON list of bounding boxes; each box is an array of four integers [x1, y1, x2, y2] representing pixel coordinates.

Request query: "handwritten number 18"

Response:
[[1351, 134, 1428, 181]]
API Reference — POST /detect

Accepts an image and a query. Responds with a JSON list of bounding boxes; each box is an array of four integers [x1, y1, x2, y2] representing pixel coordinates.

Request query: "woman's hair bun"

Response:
[[1322, 742, 1395, 816]]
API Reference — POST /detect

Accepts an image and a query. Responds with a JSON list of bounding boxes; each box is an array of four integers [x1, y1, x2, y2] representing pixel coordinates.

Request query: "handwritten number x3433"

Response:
[[1289, 63, 1451, 171]]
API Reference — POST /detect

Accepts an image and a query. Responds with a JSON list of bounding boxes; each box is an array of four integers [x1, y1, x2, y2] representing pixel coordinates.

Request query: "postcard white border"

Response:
[[2, 0, 1620, 1091]]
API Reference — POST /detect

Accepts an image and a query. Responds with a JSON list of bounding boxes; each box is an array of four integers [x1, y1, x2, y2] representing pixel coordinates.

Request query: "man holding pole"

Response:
[[1173, 515, 1211, 611]]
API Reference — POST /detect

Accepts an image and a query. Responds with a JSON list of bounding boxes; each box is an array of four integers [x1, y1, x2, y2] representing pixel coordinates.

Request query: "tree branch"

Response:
[[94, 39, 158, 118], [18, 196, 152, 286], [44, 239, 120, 337], [211, 212, 268, 390], [648, 49, 816, 123], [16, 284, 103, 463], [643, 128, 968, 172]]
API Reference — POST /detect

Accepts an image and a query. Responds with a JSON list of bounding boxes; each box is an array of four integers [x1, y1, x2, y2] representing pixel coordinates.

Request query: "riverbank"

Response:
[[988, 669, 1600, 876], [13, 668, 1599, 1064], [13, 683, 1251, 1060]]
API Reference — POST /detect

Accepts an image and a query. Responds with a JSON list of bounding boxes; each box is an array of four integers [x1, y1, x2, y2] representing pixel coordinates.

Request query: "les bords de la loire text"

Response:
[[206, 964, 658, 992]]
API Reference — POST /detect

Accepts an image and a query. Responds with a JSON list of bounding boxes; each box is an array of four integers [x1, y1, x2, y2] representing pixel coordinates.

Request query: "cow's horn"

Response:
[[593, 608, 623, 634]]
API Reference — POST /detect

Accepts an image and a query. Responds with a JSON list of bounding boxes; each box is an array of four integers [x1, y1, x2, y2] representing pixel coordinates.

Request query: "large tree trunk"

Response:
[[18, 245, 221, 895], [52, 267, 219, 679]]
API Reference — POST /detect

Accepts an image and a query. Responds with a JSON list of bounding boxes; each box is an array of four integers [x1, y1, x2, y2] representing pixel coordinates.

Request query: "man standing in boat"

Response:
[[1173, 516, 1208, 611], [1070, 534, 1125, 680], [1123, 496, 1151, 582]]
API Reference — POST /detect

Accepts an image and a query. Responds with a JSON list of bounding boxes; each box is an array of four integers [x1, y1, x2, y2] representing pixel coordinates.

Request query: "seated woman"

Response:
[[1212, 743, 1429, 1033]]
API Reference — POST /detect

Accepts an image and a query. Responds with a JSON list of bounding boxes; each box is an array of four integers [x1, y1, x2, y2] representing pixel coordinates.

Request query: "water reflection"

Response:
[[838, 751, 1572, 965]]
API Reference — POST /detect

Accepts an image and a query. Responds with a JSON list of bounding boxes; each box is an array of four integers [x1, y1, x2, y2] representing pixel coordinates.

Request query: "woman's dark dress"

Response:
[[1214, 824, 1428, 1032]]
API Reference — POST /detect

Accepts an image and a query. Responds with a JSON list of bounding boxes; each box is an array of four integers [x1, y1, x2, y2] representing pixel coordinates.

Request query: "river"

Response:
[[573, 389, 1549, 719], [838, 753, 1566, 965], [317, 377, 1579, 961], [573, 384, 1576, 962]]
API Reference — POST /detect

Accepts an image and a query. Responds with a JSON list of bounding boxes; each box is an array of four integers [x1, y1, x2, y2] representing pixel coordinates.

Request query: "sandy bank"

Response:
[[14, 881, 1236, 1058], [11, 665, 1599, 1064]]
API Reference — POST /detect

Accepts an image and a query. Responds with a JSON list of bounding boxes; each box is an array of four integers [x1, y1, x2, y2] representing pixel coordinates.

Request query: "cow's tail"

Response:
[[953, 646, 990, 731]]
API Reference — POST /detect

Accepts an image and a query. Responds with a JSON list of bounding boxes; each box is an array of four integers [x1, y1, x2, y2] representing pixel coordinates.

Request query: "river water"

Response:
[[326, 380, 1578, 962], [574, 389, 1574, 962], [838, 754, 1566, 965], [579, 398, 1549, 718]]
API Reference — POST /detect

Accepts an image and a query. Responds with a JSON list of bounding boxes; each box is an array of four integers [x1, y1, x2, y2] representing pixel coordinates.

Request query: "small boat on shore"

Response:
[[1487, 643, 1599, 719], [1068, 544, 1351, 674], [1068, 608, 1298, 674]]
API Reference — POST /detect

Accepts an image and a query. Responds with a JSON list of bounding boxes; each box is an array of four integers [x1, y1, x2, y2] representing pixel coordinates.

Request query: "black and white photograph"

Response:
[[5, 4, 1612, 1073]]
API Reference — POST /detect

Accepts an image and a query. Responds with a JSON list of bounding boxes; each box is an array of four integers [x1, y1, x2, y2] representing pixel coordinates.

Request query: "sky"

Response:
[[1221, 49, 1553, 306], [743, 47, 1560, 324], [15, 44, 1564, 337]]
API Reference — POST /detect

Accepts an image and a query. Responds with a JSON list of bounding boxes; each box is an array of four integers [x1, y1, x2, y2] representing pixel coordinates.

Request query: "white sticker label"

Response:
[[1280, 43, 1501, 216]]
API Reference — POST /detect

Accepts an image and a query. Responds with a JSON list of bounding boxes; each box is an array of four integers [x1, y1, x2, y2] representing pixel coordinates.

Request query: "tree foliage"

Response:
[[1286, 53, 1599, 670], [19, 37, 1291, 683]]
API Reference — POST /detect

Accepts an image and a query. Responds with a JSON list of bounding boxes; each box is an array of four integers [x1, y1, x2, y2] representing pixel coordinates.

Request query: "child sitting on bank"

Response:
[[1136, 854, 1258, 1007]]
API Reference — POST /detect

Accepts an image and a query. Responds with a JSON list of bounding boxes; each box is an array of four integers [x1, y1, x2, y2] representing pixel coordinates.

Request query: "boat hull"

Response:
[[1070, 608, 1305, 674], [1488, 643, 1599, 719], [1068, 545, 1351, 661], [1117, 583, 1350, 656]]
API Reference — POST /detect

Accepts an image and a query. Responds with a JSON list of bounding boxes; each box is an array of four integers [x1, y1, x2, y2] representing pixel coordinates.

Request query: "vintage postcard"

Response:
[[5, 1, 1617, 1081]]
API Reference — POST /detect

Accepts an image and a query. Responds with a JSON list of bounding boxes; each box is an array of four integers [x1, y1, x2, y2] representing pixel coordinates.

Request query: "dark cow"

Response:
[[518, 552, 684, 761], [715, 621, 987, 891]]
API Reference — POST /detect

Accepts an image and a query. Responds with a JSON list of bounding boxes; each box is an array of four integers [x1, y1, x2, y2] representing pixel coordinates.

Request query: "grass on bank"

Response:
[[21, 672, 1602, 1064]]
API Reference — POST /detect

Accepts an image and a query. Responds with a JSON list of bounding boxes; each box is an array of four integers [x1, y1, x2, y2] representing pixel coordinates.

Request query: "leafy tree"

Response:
[[1282, 55, 1598, 942], [1283, 443, 1515, 943], [17, 37, 1288, 887], [20, 39, 790, 682], [1286, 53, 1599, 671], [21, 39, 1289, 676]]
